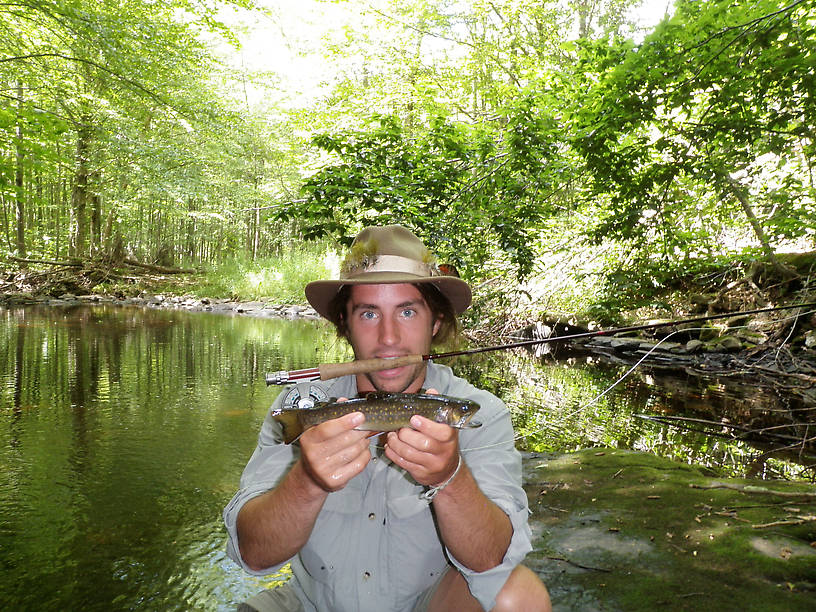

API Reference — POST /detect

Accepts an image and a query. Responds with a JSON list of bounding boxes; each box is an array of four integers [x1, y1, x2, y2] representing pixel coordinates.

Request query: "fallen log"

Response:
[[9, 255, 82, 267], [122, 258, 196, 274]]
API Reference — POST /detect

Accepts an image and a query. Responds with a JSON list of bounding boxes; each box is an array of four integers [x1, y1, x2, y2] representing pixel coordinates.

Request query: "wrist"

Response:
[[292, 459, 331, 500], [421, 455, 462, 501]]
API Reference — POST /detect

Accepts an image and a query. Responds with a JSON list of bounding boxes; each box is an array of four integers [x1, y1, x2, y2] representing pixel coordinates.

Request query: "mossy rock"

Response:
[[523, 449, 816, 611], [698, 325, 721, 342], [778, 251, 816, 274], [716, 335, 744, 352]]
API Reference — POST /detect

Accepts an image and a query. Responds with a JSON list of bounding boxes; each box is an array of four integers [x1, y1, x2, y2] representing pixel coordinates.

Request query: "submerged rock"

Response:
[[715, 335, 744, 352], [524, 448, 816, 611]]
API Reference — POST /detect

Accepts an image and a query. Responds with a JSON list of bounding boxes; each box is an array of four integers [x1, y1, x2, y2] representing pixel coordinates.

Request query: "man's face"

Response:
[[345, 283, 441, 394]]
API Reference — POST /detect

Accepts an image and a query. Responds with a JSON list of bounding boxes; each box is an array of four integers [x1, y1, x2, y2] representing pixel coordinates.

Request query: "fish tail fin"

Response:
[[272, 409, 303, 444]]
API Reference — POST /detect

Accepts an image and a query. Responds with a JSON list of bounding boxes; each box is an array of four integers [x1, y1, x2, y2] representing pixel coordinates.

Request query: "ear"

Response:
[[432, 316, 442, 337]]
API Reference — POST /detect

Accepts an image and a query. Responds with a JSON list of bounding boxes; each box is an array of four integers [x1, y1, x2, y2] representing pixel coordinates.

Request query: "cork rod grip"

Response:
[[318, 354, 425, 381]]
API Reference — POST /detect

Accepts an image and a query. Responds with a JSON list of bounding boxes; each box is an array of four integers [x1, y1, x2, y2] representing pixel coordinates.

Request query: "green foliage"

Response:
[[187, 241, 337, 302], [568, 0, 816, 259], [0, 0, 303, 265], [281, 95, 573, 282], [4, 0, 816, 321], [277, 0, 816, 318]]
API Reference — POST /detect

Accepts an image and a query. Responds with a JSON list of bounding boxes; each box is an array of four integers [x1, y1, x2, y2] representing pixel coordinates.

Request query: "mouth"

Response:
[[374, 358, 408, 377], [367, 355, 415, 384]]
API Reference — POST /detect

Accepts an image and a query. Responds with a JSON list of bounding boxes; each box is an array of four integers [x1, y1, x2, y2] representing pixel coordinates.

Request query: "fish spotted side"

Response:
[[272, 391, 481, 444]]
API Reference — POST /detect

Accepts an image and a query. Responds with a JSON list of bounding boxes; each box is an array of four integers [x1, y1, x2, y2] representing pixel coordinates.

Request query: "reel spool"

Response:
[[280, 381, 329, 411]]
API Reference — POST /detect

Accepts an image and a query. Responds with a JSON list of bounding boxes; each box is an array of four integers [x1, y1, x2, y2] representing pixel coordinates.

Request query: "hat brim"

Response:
[[305, 274, 472, 320]]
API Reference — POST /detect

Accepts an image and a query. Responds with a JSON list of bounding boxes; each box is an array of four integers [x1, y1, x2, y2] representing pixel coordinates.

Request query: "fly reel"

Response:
[[280, 382, 329, 411]]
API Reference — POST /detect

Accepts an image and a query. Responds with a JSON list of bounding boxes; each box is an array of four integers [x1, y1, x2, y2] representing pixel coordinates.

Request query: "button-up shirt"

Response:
[[223, 363, 532, 611]]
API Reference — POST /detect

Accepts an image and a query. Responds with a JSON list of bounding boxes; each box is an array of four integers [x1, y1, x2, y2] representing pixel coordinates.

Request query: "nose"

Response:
[[379, 313, 400, 346]]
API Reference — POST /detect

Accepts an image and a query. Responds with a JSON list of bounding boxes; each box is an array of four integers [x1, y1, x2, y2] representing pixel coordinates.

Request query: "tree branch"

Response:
[[0, 52, 171, 109]]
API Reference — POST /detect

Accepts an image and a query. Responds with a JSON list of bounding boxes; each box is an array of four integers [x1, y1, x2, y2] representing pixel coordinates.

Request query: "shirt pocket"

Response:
[[385, 464, 427, 519]]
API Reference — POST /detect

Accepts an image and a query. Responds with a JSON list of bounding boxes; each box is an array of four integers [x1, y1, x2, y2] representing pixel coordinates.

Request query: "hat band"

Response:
[[343, 255, 435, 279]]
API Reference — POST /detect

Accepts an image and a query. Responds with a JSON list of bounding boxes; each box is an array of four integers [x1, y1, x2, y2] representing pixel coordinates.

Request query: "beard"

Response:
[[361, 363, 426, 394]]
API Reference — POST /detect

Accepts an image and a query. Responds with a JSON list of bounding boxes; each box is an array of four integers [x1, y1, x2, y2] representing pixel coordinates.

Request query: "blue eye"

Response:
[[401, 309, 416, 318], [361, 311, 377, 320]]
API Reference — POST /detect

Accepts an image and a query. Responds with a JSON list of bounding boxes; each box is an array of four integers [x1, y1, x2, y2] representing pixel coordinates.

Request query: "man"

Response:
[[223, 225, 551, 612]]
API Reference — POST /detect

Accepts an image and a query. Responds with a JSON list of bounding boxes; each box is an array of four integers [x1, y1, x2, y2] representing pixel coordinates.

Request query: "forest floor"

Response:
[[523, 448, 816, 611]]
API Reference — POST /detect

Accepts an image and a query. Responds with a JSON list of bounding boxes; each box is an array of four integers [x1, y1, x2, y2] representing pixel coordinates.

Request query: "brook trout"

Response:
[[272, 391, 481, 444]]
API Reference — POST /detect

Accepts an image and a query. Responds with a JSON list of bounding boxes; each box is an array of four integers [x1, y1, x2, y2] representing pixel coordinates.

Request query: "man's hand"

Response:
[[383, 388, 460, 487], [298, 408, 371, 492]]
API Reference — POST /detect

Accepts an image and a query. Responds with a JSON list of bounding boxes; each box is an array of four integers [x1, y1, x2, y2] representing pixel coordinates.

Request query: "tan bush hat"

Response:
[[305, 225, 472, 319]]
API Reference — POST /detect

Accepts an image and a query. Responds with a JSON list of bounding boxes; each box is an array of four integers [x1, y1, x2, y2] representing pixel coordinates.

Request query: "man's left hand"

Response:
[[383, 388, 460, 487]]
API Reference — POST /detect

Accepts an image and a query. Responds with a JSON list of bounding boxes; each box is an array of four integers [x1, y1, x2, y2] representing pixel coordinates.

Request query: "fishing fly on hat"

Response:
[[305, 225, 472, 319]]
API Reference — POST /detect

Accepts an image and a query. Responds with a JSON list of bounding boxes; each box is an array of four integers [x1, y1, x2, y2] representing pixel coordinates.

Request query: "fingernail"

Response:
[[410, 415, 422, 428], [351, 412, 365, 426]]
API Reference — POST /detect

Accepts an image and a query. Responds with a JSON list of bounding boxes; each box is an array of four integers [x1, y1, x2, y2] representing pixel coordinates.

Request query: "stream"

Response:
[[1, 304, 812, 611]]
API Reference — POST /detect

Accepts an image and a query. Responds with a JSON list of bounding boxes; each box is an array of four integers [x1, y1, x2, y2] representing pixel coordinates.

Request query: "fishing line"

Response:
[[462, 307, 816, 454], [461, 330, 692, 454], [776, 308, 802, 363], [557, 328, 688, 423]]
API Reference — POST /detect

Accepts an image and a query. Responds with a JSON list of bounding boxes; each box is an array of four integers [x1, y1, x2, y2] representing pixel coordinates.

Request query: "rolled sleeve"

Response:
[[223, 395, 298, 575], [445, 494, 532, 610], [223, 482, 293, 576]]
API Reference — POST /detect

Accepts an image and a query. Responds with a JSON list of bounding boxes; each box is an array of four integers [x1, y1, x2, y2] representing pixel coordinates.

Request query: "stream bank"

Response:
[[0, 291, 322, 319], [524, 448, 816, 611]]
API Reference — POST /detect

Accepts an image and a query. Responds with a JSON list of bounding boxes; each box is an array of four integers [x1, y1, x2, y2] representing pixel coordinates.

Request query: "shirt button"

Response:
[[368, 513, 376, 521], [363, 571, 371, 580]]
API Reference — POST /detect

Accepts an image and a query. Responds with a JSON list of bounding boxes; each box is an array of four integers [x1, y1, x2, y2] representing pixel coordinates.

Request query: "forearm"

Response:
[[236, 459, 328, 571], [432, 462, 512, 572]]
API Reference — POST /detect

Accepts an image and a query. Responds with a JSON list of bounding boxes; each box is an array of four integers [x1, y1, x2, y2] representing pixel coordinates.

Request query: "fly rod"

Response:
[[265, 301, 816, 385]]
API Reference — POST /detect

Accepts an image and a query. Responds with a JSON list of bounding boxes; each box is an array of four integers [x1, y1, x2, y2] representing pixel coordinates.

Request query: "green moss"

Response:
[[525, 449, 816, 610]]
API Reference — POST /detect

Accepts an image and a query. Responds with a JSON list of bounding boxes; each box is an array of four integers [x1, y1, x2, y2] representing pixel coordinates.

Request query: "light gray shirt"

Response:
[[223, 363, 532, 611]]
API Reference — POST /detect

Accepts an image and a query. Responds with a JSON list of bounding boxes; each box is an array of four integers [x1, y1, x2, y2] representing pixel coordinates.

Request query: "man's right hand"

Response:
[[298, 408, 371, 492]]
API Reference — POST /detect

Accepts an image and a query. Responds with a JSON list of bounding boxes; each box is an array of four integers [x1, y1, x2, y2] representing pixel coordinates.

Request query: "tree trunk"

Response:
[[1, 190, 10, 250], [576, 0, 594, 39], [720, 173, 797, 279], [90, 168, 102, 254], [55, 137, 62, 259], [15, 81, 26, 260], [101, 207, 117, 262], [186, 197, 196, 261], [70, 122, 92, 259]]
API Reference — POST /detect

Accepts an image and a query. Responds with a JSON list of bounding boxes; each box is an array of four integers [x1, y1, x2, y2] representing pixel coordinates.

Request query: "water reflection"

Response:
[[0, 305, 812, 611], [0, 305, 351, 611], [454, 349, 814, 481]]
